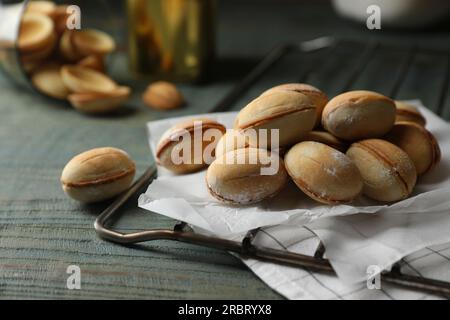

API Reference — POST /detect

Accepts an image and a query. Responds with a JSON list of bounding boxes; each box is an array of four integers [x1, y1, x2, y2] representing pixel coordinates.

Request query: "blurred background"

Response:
[[214, 0, 450, 57], [112, 0, 450, 57], [85, 0, 450, 108], [112, 0, 450, 77], [3, 0, 450, 87]]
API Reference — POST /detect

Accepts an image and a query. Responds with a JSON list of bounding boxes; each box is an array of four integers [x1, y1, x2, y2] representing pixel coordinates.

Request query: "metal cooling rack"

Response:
[[95, 37, 450, 297]]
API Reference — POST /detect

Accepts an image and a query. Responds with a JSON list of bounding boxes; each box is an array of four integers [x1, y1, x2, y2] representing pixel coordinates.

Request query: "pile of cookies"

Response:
[[18, 1, 130, 114], [156, 83, 441, 206]]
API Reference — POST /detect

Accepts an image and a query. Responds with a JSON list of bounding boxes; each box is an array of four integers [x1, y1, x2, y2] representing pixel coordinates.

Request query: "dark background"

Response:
[[216, 0, 450, 57], [110, 0, 450, 59]]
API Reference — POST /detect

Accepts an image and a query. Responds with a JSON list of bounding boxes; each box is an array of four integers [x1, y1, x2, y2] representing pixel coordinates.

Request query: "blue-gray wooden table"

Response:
[[1, 0, 450, 299]]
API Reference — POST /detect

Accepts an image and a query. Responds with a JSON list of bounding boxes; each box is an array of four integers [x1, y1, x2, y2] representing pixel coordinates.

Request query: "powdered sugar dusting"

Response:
[[231, 183, 272, 204], [377, 165, 397, 186], [325, 166, 337, 177], [331, 149, 352, 168], [320, 190, 329, 198], [224, 179, 281, 205]]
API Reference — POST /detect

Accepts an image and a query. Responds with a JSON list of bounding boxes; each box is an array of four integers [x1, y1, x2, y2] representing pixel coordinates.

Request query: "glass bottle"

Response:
[[127, 0, 216, 82]]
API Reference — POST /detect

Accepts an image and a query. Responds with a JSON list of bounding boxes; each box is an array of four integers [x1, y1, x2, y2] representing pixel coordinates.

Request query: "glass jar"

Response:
[[0, 0, 118, 91], [127, 0, 216, 82]]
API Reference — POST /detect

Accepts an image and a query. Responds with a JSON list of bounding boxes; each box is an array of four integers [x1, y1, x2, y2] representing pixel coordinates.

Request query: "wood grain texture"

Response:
[[2, 1, 450, 300]]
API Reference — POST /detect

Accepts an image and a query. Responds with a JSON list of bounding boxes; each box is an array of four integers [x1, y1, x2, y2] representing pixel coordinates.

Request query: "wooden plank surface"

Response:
[[2, 0, 450, 300]]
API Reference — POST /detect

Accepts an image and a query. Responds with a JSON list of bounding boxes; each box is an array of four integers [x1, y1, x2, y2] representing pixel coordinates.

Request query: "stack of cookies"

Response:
[[156, 83, 441, 207], [18, 1, 130, 114]]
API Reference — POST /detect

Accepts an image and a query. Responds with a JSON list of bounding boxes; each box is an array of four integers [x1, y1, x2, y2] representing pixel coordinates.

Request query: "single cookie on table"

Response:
[[322, 90, 396, 141], [284, 141, 363, 204], [347, 139, 417, 202], [61, 147, 136, 203], [260, 83, 328, 128], [156, 118, 226, 174], [143, 81, 184, 110], [300, 131, 348, 153], [395, 101, 427, 126], [385, 122, 441, 176], [235, 91, 316, 148], [206, 148, 288, 205]]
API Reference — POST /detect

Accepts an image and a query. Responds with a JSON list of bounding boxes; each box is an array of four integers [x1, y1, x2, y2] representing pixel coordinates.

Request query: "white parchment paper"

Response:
[[138, 101, 450, 285]]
